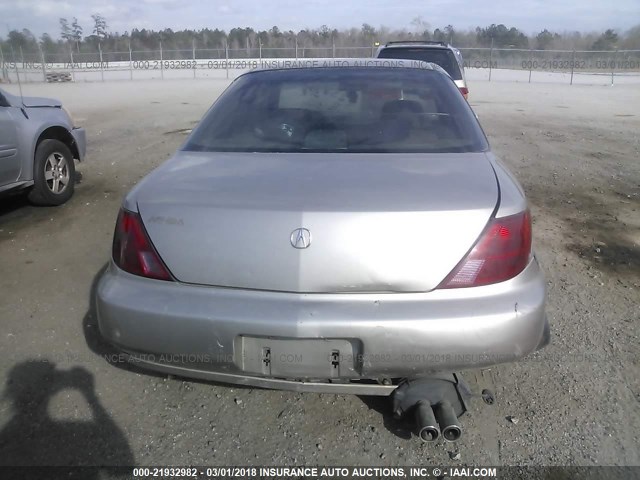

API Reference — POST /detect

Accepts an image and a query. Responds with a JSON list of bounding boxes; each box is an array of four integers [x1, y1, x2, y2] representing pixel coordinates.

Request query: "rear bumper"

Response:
[[96, 257, 548, 394]]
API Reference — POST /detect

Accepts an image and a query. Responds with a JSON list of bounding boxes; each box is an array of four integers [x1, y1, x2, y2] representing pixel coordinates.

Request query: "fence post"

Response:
[[225, 41, 229, 79], [295, 38, 298, 59], [11, 47, 22, 89], [192, 39, 196, 79], [570, 50, 575, 85], [0, 45, 6, 82], [488, 38, 493, 81], [38, 44, 47, 82], [611, 48, 618, 86], [259, 40, 262, 60], [19, 47, 25, 82], [69, 48, 75, 82], [99, 43, 104, 81], [159, 41, 164, 80], [332, 40, 336, 58], [129, 43, 133, 80], [528, 48, 533, 83]]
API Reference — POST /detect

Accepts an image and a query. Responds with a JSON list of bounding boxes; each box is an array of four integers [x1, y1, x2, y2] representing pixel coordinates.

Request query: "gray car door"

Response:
[[0, 106, 21, 185]]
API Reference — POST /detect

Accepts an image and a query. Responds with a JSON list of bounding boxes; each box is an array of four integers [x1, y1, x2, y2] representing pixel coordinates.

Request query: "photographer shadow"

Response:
[[0, 360, 134, 474]]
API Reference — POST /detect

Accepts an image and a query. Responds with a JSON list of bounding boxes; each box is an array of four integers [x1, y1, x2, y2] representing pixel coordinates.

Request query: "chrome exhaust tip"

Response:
[[415, 401, 440, 442], [442, 424, 462, 442], [435, 401, 463, 442]]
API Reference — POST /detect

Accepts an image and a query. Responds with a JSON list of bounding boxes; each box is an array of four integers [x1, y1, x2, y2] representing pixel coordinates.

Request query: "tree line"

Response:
[[1, 14, 639, 57]]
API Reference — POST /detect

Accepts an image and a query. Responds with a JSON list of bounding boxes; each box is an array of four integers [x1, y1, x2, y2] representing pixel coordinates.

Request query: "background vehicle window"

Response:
[[377, 48, 463, 80]]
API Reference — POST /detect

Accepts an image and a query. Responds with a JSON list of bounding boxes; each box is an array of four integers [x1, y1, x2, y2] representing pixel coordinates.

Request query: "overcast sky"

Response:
[[2, 0, 639, 39]]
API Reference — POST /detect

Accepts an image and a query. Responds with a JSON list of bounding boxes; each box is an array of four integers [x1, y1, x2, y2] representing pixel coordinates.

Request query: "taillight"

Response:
[[459, 87, 469, 99], [112, 208, 173, 281], [437, 210, 532, 289]]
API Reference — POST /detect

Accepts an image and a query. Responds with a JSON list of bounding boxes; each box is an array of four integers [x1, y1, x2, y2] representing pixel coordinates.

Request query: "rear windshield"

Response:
[[184, 68, 486, 154], [377, 48, 463, 80]]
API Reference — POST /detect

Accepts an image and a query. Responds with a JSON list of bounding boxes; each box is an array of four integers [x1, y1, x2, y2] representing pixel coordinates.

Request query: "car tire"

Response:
[[28, 139, 76, 206]]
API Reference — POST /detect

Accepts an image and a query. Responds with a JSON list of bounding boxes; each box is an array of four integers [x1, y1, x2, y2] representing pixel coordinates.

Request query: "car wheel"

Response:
[[28, 139, 76, 206]]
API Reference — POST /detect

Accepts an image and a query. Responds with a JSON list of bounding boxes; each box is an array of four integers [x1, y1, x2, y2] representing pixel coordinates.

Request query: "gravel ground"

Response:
[[0, 78, 638, 469]]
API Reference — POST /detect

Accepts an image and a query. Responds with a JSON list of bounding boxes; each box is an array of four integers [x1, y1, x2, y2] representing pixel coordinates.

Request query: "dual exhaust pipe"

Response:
[[414, 400, 462, 443], [391, 374, 470, 444]]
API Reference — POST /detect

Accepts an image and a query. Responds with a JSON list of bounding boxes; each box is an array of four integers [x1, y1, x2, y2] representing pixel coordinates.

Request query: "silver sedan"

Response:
[[97, 60, 548, 438]]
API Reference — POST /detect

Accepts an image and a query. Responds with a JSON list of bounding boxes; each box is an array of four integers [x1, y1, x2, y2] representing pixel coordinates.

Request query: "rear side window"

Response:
[[378, 48, 463, 80], [185, 67, 487, 154]]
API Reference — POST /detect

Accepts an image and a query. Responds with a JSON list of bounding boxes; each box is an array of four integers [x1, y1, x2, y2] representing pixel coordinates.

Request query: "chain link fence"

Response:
[[459, 47, 640, 84], [1, 43, 639, 85]]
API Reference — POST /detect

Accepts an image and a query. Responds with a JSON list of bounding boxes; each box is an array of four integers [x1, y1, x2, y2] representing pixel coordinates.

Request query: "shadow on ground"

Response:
[[0, 193, 31, 218], [0, 360, 134, 473], [359, 395, 414, 440], [0, 194, 42, 242]]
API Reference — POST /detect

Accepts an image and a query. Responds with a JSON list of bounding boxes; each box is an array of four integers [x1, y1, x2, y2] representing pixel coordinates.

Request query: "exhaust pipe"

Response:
[[434, 401, 462, 442], [391, 375, 470, 444], [414, 401, 440, 442]]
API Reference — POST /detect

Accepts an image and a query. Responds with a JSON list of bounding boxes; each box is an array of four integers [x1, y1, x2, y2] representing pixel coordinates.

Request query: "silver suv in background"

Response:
[[376, 41, 469, 99], [0, 88, 86, 206]]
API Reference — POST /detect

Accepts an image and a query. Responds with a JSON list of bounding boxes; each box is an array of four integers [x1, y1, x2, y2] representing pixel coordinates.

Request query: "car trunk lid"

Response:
[[136, 151, 498, 293]]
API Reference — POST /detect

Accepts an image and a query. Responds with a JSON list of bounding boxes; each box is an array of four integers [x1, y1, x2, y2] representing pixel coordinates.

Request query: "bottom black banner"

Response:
[[0, 466, 638, 480]]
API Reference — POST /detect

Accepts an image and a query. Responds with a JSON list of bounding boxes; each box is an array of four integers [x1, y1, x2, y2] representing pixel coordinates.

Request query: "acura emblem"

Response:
[[290, 228, 311, 249]]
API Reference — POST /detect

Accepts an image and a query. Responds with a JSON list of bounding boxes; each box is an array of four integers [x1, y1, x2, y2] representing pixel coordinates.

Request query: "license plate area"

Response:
[[235, 337, 360, 378]]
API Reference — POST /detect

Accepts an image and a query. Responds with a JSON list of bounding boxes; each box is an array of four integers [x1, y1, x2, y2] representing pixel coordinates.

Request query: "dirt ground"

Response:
[[0, 77, 638, 469]]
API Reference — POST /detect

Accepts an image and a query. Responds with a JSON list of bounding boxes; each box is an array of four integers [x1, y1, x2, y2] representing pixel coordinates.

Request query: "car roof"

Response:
[[244, 58, 450, 77], [378, 42, 463, 57], [380, 41, 453, 49]]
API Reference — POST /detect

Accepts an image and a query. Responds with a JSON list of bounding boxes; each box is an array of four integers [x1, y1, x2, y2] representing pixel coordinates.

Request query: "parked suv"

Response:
[[376, 41, 469, 99], [0, 87, 86, 205]]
